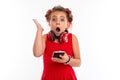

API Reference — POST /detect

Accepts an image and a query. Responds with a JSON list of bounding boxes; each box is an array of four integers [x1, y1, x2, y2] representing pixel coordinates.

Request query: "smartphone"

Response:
[[52, 51, 65, 59]]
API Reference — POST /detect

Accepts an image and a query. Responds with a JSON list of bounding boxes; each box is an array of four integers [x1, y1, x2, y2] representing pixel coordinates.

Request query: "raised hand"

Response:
[[33, 19, 44, 33]]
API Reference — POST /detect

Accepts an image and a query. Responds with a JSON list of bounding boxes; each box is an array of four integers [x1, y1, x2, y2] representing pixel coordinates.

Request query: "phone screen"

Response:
[[52, 51, 65, 59]]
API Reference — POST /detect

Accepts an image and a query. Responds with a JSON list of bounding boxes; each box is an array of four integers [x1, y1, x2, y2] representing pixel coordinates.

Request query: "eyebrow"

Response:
[[52, 15, 65, 18]]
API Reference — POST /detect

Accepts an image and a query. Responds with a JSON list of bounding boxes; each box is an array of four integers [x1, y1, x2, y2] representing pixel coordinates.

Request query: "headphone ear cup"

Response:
[[47, 31, 55, 41], [59, 32, 68, 43]]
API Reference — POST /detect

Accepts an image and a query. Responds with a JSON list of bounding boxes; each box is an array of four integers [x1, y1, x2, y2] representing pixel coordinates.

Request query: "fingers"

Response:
[[52, 58, 63, 63], [52, 53, 69, 63], [33, 19, 37, 22], [33, 19, 44, 31], [33, 19, 40, 26], [59, 55, 64, 59], [60, 53, 68, 59]]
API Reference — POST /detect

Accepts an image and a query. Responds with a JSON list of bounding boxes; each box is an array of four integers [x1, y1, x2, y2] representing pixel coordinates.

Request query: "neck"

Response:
[[55, 35, 60, 39]]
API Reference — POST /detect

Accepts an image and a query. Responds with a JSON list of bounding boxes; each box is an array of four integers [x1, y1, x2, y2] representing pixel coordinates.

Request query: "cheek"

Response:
[[64, 23, 69, 28], [49, 21, 55, 26], [49, 22, 53, 27]]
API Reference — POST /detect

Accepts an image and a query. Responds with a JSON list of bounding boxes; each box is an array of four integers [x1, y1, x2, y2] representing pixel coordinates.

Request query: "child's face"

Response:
[[49, 11, 70, 36]]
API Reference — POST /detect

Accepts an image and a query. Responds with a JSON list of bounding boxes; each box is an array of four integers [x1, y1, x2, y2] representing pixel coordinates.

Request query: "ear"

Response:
[[67, 22, 71, 28]]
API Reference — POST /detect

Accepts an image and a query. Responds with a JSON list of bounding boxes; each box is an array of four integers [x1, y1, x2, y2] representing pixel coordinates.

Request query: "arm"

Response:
[[33, 19, 46, 57], [68, 34, 81, 67]]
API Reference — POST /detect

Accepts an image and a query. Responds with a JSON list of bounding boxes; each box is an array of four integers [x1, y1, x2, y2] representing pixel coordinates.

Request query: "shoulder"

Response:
[[42, 34, 47, 38], [68, 33, 77, 38], [68, 33, 78, 40], [71, 34, 78, 41], [68, 33, 79, 43], [71, 34, 79, 45]]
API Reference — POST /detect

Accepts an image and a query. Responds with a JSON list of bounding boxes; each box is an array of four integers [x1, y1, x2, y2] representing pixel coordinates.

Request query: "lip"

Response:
[[55, 27, 61, 36]]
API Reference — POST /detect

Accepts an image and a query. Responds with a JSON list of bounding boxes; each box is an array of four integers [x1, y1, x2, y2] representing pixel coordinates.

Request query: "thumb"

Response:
[[59, 55, 64, 59]]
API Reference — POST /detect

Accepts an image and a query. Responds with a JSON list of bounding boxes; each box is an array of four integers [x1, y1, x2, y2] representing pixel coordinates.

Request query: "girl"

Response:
[[33, 5, 81, 80]]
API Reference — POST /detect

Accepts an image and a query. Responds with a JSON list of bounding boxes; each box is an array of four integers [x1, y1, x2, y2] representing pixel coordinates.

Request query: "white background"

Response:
[[0, 0, 120, 80]]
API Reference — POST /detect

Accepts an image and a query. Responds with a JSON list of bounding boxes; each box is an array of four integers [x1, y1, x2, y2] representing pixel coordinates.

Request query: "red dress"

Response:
[[41, 33, 77, 80]]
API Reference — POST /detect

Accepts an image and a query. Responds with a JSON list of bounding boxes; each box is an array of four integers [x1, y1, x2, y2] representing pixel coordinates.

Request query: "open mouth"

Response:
[[56, 27, 60, 32]]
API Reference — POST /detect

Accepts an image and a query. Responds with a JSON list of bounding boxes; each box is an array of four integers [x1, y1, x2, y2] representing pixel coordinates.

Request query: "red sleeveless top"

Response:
[[41, 33, 77, 80]]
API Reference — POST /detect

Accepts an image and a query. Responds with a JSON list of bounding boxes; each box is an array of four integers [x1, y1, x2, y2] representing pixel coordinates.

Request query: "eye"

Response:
[[61, 18, 65, 21], [52, 18, 56, 21]]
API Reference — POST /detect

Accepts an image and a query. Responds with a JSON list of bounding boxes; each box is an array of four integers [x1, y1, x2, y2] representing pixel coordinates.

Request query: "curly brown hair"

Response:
[[45, 5, 73, 23]]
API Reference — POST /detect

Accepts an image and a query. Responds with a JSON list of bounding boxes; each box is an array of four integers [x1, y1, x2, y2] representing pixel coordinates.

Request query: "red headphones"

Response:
[[47, 30, 68, 43]]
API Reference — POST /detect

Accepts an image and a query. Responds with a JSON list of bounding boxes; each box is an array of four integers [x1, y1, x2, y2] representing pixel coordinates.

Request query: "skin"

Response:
[[33, 11, 81, 67]]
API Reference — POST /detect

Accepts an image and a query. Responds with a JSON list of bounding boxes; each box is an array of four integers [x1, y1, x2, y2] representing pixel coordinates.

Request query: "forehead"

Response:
[[50, 11, 67, 18]]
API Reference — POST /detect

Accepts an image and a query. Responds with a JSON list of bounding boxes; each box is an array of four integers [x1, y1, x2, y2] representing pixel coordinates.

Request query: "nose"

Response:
[[56, 20, 60, 25]]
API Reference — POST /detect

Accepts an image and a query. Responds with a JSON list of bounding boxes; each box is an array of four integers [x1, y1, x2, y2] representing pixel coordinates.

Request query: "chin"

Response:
[[55, 32, 61, 36], [55, 33, 60, 36]]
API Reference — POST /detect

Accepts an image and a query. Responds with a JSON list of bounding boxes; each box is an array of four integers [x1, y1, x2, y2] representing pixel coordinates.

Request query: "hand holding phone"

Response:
[[52, 51, 65, 59]]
